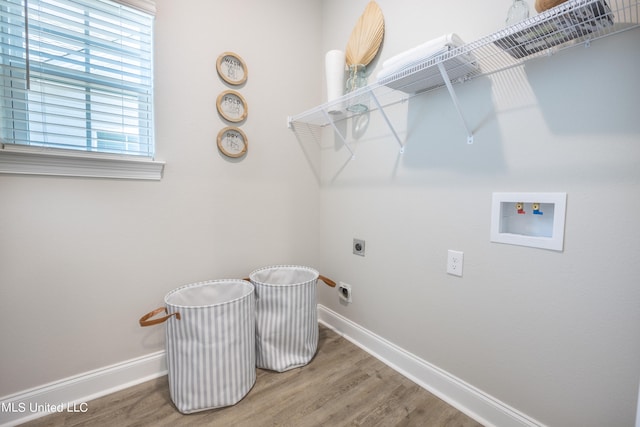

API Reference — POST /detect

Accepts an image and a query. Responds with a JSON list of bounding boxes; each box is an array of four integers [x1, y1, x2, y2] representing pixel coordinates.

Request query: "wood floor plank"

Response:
[[22, 326, 483, 427]]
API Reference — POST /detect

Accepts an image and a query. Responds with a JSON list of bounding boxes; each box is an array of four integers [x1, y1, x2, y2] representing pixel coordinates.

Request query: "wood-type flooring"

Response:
[[22, 325, 483, 426]]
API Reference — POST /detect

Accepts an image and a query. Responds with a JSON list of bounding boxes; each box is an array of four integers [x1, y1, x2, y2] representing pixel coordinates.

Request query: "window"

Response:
[[0, 0, 163, 179]]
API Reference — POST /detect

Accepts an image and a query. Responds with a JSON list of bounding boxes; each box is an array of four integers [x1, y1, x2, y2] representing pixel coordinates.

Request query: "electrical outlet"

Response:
[[353, 238, 365, 256], [447, 250, 464, 277], [338, 282, 352, 303]]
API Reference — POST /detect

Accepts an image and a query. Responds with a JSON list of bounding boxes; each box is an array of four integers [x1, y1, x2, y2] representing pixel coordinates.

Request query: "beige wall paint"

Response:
[[0, 0, 322, 396], [316, 1, 640, 426]]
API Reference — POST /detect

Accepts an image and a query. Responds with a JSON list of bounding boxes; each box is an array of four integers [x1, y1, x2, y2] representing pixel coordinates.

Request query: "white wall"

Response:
[[316, 1, 640, 426], [0, 0, 322, 397]]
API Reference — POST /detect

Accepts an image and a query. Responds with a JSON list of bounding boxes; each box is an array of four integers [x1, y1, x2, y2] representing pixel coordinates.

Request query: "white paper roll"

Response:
[[325, 50, 345, 106]]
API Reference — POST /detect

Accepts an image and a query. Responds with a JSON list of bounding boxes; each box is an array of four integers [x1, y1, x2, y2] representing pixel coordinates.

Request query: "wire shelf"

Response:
[[289, 0, 638, 134]]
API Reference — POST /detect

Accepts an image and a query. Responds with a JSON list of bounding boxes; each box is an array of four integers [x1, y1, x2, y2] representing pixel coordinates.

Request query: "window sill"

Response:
[[0, 144, 165, 180]]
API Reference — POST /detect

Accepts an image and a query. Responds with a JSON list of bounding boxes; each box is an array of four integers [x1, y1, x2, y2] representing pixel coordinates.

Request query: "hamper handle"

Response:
[[139, 307, 181, 327], [319, 275, 336, 287]]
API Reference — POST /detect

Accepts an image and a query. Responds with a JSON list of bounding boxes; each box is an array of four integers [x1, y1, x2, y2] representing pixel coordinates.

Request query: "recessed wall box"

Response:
[[490, 192, 567, 251]]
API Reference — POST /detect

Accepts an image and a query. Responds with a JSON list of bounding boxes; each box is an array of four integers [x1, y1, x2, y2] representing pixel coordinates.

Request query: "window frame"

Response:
[[0, 142, 164, 179], [0, 0, 163, 180]]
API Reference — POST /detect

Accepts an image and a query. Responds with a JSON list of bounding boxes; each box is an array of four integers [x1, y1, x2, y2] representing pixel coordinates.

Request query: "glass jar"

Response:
[[345, 64, 369, 113], [506, 0, 530, 26]]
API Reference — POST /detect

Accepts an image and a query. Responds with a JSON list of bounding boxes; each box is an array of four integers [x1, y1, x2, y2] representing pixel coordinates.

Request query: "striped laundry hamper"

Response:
[[139, 279, 255, 414], [249, 265, 335, 372]]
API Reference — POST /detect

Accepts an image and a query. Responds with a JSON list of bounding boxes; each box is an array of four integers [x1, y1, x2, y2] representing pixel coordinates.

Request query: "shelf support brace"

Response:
[[321, 108, 355, 159], [369, 92, 404, 153], [437, 62, 474, 144]]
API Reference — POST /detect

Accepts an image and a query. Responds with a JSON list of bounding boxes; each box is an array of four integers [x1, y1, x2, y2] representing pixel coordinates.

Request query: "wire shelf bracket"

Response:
[[370, 92, 405, 153], [321, 108, 355, 159], [437, 62, 474, 144]]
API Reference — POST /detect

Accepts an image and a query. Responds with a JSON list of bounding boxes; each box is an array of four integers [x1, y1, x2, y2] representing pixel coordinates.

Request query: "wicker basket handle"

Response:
[[139, 307, 181, 327]]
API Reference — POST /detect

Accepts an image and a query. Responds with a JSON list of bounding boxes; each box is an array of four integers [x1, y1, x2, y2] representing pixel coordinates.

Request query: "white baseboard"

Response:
[[0, 351, 167, 427], [2, 307, 545, 427], [318, 304, 545, 427]]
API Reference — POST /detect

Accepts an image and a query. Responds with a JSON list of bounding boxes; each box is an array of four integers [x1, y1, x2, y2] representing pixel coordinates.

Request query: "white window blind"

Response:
[[0, 0, 155, 158]]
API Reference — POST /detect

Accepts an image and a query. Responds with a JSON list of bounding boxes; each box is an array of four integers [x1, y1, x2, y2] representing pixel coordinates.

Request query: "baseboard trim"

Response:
[[318, 304, 545, 427], [0, 351, 167, 427]]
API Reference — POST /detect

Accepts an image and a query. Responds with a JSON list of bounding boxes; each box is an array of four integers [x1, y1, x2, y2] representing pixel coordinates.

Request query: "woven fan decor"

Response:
[[345, 1, 385, 67], [535, 0, 569, 12]]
